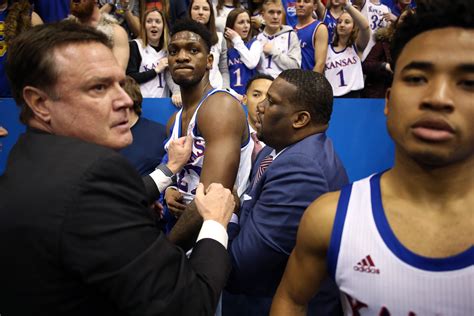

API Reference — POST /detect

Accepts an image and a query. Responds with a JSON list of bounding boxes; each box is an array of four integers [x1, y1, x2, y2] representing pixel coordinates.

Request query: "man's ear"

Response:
[[241, 94, 248, 106], [207, 53, 214, 70], [384, 88, 391, 116], [22, 86, 52, 123], [293, 110, 311, 129]]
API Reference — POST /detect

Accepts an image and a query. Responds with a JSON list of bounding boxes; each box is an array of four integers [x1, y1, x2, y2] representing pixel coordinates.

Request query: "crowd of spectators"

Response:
[[0, 0, 417, 100], [1, 1, 473, 315]]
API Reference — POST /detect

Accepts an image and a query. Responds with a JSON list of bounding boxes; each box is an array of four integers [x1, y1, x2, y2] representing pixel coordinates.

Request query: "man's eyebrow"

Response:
[[401, 61, 474, 73], [401, 61, 434, 72], [87, 76, 113, 83], [457, 64, 474, 72]]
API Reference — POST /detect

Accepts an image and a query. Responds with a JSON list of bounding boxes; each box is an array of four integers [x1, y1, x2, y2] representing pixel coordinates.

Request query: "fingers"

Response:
[[168, 206, 185, 218], [195, 182, 205, 199], [206, 182, 225, 194], [183, 135, 193, 150], [171, 94, 183, 108], [166, 193, 186, 218], [174, 136, 187, 146], [195, 182, 234, 225]]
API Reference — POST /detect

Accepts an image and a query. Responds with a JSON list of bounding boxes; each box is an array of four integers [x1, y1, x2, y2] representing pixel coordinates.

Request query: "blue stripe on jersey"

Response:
[[370, 172, 474, 271], [177, 111, 183, 137], [327, 183, 353, 280]]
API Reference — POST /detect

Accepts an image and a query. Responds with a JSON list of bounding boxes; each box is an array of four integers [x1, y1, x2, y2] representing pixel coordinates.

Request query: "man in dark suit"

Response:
[[223, 69, 349, 315], [0, 21, 235, 316]]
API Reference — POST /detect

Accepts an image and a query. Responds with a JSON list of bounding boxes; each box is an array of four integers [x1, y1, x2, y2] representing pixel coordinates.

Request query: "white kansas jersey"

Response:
[[133, 39, 172, 98], [328, 173, 474, 316], [256, 31, 292, 78], [325, 45, 364, 96], [164, 89, 253, 204], [360, 1, 391, 61]]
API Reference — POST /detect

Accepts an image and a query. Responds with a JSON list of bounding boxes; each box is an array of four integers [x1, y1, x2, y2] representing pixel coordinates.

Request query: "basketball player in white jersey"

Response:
[[270, 0, 474, 314], [162, 19, 253, 250], [256, 0, 302, 78]]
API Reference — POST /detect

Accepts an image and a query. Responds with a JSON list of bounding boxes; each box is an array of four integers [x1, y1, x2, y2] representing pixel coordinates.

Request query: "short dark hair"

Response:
[[6, 20, 111, 124], [123, 76, 143, 116], [391, 0, 474, 70], [245, 73, 274, 93], [278, 69, 333, 125], [169, 18, 213, 53]]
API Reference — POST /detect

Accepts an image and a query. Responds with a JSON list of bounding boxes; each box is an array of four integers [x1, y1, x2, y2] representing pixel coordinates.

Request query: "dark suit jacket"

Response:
[[224, 133, 348, 315], [0, 129, 230, 316], [119, 117, 167, 176]]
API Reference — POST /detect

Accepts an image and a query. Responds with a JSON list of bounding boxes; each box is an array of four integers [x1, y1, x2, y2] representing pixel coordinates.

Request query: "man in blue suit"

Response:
[[223, 69, 349, 315]]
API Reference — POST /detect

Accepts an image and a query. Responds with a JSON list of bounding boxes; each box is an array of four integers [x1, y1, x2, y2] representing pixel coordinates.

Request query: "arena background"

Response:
[[0, 97, 394, 181]]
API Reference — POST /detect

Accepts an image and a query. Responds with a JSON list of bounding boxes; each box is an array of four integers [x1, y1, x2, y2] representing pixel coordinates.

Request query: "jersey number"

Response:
[[157, 73, 163, 88], [233, 68, 243, 87], [266, 55, 273, 69], [336, 69, 347, 87], [370, 15, 385, 30]]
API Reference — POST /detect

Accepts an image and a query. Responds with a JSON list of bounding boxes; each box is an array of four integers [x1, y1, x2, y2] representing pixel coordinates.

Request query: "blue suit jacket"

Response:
[[225, 132, 348, 315]]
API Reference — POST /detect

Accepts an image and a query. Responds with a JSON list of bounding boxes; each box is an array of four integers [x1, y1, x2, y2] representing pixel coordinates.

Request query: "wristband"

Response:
[[344, 1, 352, 9], [156, 163, 174, 177]]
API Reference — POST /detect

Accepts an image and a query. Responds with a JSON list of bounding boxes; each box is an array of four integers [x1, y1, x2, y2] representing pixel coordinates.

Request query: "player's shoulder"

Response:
[[200, 90, 241, 114], [305, 191, 341, 231], [197, 90, 247, 134], [299, 190, 342, 249], [308, 191, 341, 215]]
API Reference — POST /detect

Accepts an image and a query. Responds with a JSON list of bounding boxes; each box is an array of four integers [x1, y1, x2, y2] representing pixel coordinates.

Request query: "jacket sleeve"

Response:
[[271, 31, 302, 70], [362, 41, 389, 77], [226, 152, 328, 296], [219, 34, 231, 89], [61, 153, 230, 316], [232, 37, 263, 69], [126, 40, 158, 84]]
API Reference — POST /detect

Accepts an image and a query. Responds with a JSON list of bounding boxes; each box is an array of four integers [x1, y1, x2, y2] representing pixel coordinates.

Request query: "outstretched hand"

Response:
[[195, 183, 235, 227], [166, 135, 192, 174]]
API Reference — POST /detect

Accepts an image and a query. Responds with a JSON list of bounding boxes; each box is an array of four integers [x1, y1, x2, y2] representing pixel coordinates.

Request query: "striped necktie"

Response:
[[253, 154, 273, 187], [251, 132, 263, 163]]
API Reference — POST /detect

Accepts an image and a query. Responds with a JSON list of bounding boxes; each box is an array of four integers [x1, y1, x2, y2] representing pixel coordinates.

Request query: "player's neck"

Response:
[[296, 16, 315, 28], [370, 0, 381, 4], [336, 36, 350, 49], [330, 5, 343, 15], [180, 78, 213, 110], [248, 118, 257, 132], [79, 7, 101, 26], [386, 151, 474, 201]]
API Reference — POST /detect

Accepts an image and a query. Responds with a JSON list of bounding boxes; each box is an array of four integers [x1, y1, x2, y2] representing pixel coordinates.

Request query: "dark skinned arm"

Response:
[[168, 92, 248, 250]]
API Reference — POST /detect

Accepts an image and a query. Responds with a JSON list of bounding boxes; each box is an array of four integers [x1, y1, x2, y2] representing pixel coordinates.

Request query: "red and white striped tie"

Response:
[[253, 154, 273, 187]]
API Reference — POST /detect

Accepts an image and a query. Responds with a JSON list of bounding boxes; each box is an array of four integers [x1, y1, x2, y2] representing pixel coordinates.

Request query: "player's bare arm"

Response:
[[112, 23, 130, 70], [168, 92, 248, 249], [270, 191, 340, 316], [314, 23, 329, 74]]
